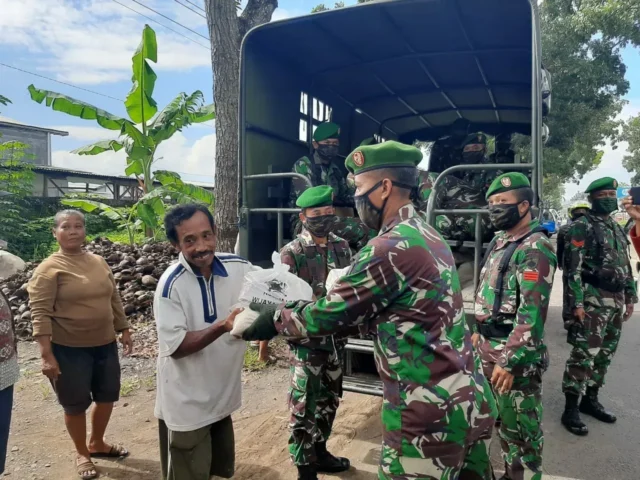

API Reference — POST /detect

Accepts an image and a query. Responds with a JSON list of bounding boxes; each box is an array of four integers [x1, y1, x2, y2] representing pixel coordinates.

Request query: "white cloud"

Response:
[[51, 130, 215, 185], [563, 101, 640, 201], [0, 0, 211, 85]]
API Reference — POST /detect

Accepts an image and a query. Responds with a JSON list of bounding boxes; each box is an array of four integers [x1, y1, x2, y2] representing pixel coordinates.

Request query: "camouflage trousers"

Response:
[[287, 343, 342, 466], [291, 216, 374, 253], [378, 424, 494, 480], [562, 300, 623, 396], [492, 371, 544, 480]]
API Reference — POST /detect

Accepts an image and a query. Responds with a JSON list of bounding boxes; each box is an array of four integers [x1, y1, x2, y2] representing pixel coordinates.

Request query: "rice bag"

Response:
[[230, 252, 313, 337], [325, 266, 351, 292]]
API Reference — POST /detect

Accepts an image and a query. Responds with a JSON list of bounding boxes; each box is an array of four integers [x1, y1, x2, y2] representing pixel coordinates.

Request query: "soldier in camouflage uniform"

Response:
[[243, 141, 497, 480], [290, 122, 373, 251], [417, 134, 498, 241], [428, 117, 470, 173], [280, 185, 352, 479], [473, 172, 556, 480], [557, 202, 590, 327], [561, 177, 637, 436]]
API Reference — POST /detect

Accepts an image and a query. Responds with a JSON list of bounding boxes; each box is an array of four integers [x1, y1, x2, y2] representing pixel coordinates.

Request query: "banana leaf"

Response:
[[28, 85, 126, 131], [72, 140, 124, 155], [125, 24, 158, 124], [60, 198, 125, 222], [154, 170, 214, 205]]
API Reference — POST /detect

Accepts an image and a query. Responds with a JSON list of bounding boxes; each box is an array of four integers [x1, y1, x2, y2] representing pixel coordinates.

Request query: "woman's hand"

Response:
[[119, 329, 133, 356], [41, 353, 61, 380]]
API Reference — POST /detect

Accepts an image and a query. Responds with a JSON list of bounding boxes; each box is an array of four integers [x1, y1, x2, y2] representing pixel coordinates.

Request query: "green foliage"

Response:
[[540, 0, 640, 185], [28, 24, 215, 242], [622, 115, 640, 184], [312, 0, 367, 12], [0, 141, 36, 256]]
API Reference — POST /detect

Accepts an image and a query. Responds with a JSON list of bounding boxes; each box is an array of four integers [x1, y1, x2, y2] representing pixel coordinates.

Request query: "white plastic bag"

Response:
[[325, 266, 351, 292], [230, 252, 313, 337]]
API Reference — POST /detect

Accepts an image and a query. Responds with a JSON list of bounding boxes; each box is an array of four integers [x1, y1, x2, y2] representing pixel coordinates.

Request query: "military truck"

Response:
[[236, 0, 550, 396]]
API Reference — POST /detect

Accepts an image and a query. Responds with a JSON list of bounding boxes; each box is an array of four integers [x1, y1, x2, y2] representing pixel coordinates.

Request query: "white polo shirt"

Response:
[[153, 252, 256, 432]]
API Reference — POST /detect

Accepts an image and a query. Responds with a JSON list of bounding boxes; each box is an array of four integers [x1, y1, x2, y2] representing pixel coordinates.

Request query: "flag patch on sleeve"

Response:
[[571, 239, 585, 248], [523, 271, 539, 282]]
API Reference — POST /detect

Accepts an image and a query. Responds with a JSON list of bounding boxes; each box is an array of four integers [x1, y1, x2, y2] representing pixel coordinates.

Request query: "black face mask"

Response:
[[488, 202, 527, 231], [316, 144, 339, 161], [355, 180, 414, 231], [355, 182, 386, 231], [304, 215, 335, 238], [461, 152, 484, 165]]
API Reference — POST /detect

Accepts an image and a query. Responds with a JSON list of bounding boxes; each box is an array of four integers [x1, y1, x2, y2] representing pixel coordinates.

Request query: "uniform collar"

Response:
[[178, 252, 228, 278], [497, 219, 540, 245], [299, 228, 340, 247], [379, 202, 418, 235]]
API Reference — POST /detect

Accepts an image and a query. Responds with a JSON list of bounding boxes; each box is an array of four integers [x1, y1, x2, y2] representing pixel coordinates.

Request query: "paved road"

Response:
[[518, 271, 640, 480]]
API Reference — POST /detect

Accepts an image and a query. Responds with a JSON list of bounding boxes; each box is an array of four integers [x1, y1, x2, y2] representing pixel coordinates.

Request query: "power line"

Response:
[[110, 0, 210, 50], [180, 0, 206, 14], [173, 0, 206, 18], [127, 0, 210, 41], [0, 63, 123, 102]]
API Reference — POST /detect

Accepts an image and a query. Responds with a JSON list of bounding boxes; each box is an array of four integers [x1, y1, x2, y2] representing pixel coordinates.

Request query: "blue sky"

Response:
[[0, 0, 638, 197]]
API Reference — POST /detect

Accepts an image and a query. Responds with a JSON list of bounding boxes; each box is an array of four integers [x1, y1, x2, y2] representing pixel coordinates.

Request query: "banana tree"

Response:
[[28, 24, 215, 204], [62, 170, 215, 244]]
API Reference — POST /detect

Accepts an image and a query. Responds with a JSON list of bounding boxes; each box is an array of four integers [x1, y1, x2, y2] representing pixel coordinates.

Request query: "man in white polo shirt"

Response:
[[154, 204, 255, 480]]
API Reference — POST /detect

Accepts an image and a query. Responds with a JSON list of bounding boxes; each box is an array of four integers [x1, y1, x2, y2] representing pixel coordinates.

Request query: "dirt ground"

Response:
[[4, 341, 385, 480]]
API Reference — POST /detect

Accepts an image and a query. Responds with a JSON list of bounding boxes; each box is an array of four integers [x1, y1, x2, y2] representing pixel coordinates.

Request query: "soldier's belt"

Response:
[[477, 322, 514, 339], [582, 272, 625, 293]]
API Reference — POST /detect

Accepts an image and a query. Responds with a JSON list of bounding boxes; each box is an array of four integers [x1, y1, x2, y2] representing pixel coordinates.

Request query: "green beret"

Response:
[[296, 185, 334, 209], [313, 122, 340, 142], [462, 133, 487, 153], [345, 140, 422, 175], [486, 172, 531, 199], [585, 177, 618, 194]]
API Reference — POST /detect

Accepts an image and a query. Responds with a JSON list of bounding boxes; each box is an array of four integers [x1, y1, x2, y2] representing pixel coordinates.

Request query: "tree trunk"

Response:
[[205, 0, 278, 254], [206, 0, 241, 253]]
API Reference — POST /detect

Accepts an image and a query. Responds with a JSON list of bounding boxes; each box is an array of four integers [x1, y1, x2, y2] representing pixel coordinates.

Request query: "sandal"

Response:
[[89, 443, 129, 458], [76, 459, 97, 479]]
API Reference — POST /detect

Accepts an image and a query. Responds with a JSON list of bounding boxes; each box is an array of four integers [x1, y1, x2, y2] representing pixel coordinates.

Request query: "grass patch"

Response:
[[39, 383, 51, 400], [120, 378, 141, 397], [91, 229, 146, 245], [243, 346, 268, 372], [141, 375, 156, 390]]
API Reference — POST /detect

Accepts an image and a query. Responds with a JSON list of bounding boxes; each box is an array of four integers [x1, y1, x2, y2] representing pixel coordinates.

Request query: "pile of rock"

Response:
[[0, 238, 178, 354]]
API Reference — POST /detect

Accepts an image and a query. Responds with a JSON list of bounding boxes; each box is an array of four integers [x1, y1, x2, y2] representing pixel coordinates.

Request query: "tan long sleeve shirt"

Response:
[[27, 251, 129, 347]]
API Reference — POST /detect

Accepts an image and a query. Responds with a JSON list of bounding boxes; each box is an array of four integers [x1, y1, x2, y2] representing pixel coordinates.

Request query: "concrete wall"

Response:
[[0, 125, 50, 165]]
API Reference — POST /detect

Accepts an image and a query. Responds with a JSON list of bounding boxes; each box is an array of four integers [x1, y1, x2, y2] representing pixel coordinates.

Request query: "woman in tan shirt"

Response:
[[27, 210, 133, 479]]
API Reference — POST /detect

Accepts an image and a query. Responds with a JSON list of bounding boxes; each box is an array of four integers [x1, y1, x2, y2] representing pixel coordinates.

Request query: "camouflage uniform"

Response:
[[280, 230, 352, 466], [556, 222, 573, 323], [276, 204, 497, 480], [561, 212, 637, 396], [474, 219, 556, 480], [415, 169, 498, 242], [290, 153, 372, 250]]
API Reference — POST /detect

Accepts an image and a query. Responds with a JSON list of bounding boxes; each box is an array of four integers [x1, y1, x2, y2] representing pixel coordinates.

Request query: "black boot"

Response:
[[297, 465, 318, 480], [580, 386, 617, 423], [561, 393, 589, 436], [313, 441, 351, 473]]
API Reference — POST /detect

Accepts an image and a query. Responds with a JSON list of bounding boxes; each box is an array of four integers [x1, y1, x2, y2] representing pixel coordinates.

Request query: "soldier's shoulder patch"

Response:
[[523, 270, 539, 282], [571, 239, 585, 248], [501, 177, 511, 187], [353, 151, 365, 167]]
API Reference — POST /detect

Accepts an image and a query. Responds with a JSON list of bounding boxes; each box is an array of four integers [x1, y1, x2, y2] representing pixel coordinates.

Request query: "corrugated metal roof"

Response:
[[31, 165, 213, 188], [0, 119, 69, 137]]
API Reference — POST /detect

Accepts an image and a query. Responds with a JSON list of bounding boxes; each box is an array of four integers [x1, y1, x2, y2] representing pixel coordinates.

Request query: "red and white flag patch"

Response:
[[523, 271, 539, 282], [571, 239, 585, 248]]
